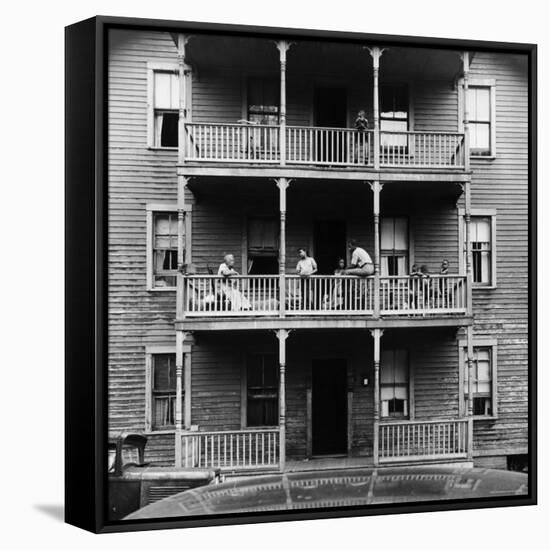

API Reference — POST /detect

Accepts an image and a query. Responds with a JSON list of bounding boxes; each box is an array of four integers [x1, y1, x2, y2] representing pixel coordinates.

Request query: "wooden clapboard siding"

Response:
[[412, 80, 458, 132], [108, 29, 179, 441], [410, 332, 460, 420], [459, 52, 529, 456]]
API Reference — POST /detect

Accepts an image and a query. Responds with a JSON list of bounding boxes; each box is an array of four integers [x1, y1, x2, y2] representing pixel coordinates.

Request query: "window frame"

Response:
[[380, 216, 411, 276], [458, 208, 497, 289], [379, 349, 413, 421], [146, 204, 192, 291], [458, 339, 498, 420], [144, 345, 191, 434], [241, 353, 279, 429], [458, 78, 496, 159], [146, 62, 192, 150]]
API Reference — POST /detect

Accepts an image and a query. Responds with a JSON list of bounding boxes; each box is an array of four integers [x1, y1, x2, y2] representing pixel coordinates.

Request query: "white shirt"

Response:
[[296, 257, 317, 275], [351, 247, 373, 268], [218, 262, 238, 276]]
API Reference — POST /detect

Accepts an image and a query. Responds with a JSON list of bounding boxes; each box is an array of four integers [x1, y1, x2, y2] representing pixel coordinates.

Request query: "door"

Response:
[[312, 359, 347, 456], [314, 220, 347, 275], [314, 87, 348, 163]]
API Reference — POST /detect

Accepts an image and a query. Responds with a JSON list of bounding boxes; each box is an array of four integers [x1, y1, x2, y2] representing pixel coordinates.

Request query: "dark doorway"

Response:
[[312, 359, 347, 456], [314, 87, 347, 128], [314, 87, 347, 163], [314, 220, 347, 275]]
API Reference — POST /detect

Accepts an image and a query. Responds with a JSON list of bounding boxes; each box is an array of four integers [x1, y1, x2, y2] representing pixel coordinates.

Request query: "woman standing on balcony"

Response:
[[217, 254, 251, 311]]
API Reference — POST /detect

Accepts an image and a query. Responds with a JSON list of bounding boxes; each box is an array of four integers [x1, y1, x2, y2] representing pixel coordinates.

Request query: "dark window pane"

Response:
[[163, 249, 178, 271], [153, 354, 176, 390], [160, 112, 178, 147]]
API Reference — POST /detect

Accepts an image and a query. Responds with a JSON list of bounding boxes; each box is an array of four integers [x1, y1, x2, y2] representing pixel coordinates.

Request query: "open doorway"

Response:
[[314, 87, 348, 163], [314, 220, 347, 275], [311, 359, 348, 456]]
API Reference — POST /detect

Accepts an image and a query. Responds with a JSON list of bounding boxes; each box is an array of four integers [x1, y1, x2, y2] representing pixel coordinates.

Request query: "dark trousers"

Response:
[[300, 277, 312, 309]]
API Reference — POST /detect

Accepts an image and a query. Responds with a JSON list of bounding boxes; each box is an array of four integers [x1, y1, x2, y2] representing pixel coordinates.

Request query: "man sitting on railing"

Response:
[[217, 254, 251, 311], [343, 240, 374, 277]]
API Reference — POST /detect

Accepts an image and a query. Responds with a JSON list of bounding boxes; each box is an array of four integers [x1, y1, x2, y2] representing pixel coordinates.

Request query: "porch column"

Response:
[[276, 329, 289, 471], [276, 40, 291, 166], [461, 51, 471, 172], [370, 328, 384, 466], [276, 178, 290, 317], [175, 330, 184, 467], [177, 34, 190, 165], [369, 180, 383, 317], [368, 47, 385, 170], [176, 176, 190, 320], [464, 174, 475, 461], [175, 331, 192, 467]]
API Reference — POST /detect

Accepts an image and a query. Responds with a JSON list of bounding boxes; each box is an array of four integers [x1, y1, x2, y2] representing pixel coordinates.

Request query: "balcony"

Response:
[[182, 274, 467, 320], [183, 123, 465, 171]]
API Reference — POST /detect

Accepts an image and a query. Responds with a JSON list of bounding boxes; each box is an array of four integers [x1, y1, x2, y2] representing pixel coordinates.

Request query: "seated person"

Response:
[[217, 254, 251, 311]]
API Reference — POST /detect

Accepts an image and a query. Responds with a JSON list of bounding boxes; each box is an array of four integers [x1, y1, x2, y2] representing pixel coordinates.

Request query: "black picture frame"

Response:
[[65, 15, 537, 533]]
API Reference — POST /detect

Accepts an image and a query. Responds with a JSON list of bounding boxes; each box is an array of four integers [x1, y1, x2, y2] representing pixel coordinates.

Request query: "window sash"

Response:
[[380, 350, 409, 418], [152, 212, 180, 288], [246, 354, 279, 427], [463, 347, 493, 416], [464, 215, 493, 285]]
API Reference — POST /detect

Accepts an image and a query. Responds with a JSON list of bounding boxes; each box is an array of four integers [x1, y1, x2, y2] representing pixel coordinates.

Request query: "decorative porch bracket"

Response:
[[370, 328, 384, 466], [276, 40, 292, 166], [176, 175, 191, 320], [367, 46, 386, 170], [177, 34, 191, 165], [274, 178, 292, 317], [368, 180, 383, 317]]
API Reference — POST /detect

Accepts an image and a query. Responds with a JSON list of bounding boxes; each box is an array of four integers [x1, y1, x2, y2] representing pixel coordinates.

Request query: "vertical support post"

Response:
[[176, 176, 189, 320], [184, 347, 192, 430], [370, 328, 383, 466], [177, 34, 190, 165], [369, 180, 382, 317], [276, 178, 290, 317], [276, 329, 289, 472], [276, 40, 291, 166], [466, 325, 474, 461], [368, 47, 384, 170], [175, 330, 184, 467], [462, 51, 471, 172]]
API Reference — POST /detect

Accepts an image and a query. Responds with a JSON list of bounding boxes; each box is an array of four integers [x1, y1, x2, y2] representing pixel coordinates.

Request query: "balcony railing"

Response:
[[182, 123, 465, 169], [184, 122, 280, 163], [183, 274, 467, 318], [380, 275, 467, 315], [286, 126, 373, 166], [179, 428, 281, 471], [380, 131, 465, 168], [379, 419, 469, 463]]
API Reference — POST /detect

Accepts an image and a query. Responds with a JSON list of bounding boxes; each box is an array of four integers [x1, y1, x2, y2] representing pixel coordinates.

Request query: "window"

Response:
[[467, 86, 492, 155], [247, 217, 279, 275], [152, 70, 179, 147], [151, 354, 180, 430], [247, 79, 279, 125], [459, 210, 496, 287], [471, 216, 493, 284], [459, 79, 496, 157], [381, 217, 409, 276], [380, 350, 409, 418], [380, 84, 409, 148], [463, 347, 494, 417], [247, 354, 278, 427], [152, 212, 178, 287]]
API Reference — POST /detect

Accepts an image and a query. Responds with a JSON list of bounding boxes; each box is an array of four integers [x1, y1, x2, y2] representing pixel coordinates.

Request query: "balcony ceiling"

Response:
[[186, 34, 463, 80]]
